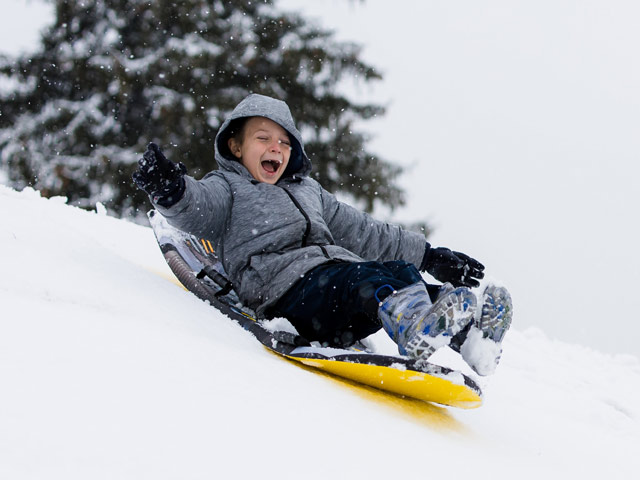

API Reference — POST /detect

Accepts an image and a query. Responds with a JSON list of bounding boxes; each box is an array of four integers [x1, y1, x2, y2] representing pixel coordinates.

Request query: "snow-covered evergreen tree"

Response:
[[0, 0, 404, 218]]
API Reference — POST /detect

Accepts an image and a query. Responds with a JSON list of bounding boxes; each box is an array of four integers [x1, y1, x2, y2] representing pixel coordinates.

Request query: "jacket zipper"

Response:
[[280, 187, 311, 247], [280, 187, 331, 259]]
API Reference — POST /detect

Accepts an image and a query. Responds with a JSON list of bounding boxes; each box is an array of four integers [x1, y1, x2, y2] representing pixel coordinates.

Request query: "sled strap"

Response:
[[198, 266, 234, 297]]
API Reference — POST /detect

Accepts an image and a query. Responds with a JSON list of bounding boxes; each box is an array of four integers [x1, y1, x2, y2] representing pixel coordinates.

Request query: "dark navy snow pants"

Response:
[[267, 260, 440, 348]]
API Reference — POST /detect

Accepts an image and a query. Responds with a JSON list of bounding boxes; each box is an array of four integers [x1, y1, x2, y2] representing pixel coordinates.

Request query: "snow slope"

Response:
[[1, 185, 638, 479]]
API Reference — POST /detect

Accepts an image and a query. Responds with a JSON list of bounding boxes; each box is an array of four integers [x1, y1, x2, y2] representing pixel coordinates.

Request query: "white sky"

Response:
[[1, 0, 639, 357], [0, 0, 52, 55]]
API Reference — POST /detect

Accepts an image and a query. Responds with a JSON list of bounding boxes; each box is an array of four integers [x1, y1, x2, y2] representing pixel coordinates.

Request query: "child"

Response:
[[133, 93, 512, 375]]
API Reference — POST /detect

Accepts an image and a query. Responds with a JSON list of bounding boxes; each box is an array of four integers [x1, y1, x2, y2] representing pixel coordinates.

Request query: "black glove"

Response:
[[421, 246, 485, 288], [132, 143, 187, 207]]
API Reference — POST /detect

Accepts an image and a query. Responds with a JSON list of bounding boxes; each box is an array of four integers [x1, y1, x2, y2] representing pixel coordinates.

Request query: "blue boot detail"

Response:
[[378, 283, 477, 360], [460, 285, 513, 376]]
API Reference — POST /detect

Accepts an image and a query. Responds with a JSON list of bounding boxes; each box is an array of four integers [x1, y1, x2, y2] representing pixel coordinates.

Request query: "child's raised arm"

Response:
[[133, 143, 186, 208], [133, 143, 232, 241]]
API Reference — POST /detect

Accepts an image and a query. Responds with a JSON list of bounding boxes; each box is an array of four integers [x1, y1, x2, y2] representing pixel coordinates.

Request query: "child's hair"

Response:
[[218, 117, 249, 160], [226, 117, 249, 143]]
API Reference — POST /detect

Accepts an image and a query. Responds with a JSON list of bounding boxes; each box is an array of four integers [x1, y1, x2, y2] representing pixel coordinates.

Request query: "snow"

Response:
[[1, 2, 640, 475], [1, 185, 639, 478], [459, 327, 503, 376]]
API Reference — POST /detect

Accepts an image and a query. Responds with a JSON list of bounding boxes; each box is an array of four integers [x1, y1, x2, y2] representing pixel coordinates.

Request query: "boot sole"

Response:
[[404, 288, 477, 359], [477, 285, 513, 343]]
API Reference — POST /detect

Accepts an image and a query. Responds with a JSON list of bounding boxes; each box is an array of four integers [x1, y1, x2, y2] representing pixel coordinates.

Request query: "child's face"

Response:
[[227, 117, 292, 184]]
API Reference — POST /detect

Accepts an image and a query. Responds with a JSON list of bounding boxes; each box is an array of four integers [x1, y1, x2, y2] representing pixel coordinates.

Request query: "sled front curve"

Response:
[[284, 354, 482, 409]]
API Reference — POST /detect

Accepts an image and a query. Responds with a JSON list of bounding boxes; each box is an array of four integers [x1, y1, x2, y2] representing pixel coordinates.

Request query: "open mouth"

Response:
[[261, 159, 282, 174]]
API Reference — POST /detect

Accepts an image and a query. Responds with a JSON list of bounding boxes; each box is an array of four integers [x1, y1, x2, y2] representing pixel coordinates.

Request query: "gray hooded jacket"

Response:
[[155, 94, 427, 316]]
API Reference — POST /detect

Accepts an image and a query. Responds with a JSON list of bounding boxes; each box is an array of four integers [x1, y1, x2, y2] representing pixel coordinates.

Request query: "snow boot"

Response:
[[378, 282, 477, 360], [460, 284, 513, 376]]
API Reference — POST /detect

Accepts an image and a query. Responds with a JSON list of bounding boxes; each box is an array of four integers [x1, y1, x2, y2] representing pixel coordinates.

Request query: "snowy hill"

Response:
[[1, 185, 639, 479]]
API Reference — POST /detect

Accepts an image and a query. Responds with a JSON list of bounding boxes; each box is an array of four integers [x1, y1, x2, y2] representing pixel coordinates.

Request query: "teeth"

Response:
[[262, 159, 282, 174]]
